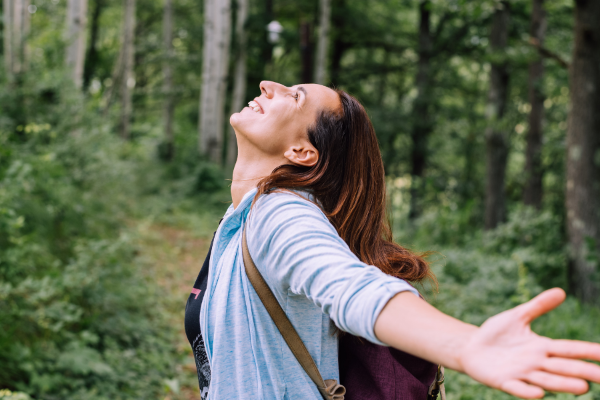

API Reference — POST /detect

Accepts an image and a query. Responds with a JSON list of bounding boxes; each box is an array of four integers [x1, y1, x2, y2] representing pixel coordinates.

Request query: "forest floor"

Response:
[[135, 219, 213, 400]]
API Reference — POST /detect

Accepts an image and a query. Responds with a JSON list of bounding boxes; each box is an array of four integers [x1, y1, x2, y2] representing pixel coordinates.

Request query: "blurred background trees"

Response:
[[1, 0, 599, 398]]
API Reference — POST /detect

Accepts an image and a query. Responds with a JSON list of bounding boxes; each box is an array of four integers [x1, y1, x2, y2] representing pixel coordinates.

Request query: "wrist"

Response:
[[448, 323, 478, 373]]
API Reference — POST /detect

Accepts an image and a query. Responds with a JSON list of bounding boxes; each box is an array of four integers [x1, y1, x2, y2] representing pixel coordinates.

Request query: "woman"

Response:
[[185, 81, 600, 400]]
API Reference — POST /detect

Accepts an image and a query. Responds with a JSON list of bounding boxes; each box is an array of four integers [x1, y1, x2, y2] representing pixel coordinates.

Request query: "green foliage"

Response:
[[404, 207, 600, 399], [483, 206, 567, 289], [400, 201, 568, 292], [1, 0, 597, 399], [0, 119, 180, 398], [0, 390, 31, 400]]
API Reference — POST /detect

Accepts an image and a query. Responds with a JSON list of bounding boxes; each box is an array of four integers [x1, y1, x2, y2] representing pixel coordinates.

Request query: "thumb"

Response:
[[517, 288, 566, 324]]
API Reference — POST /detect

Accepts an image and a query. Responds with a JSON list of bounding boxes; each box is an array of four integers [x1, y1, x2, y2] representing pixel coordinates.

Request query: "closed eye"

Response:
[[293, 92, 299, 101]]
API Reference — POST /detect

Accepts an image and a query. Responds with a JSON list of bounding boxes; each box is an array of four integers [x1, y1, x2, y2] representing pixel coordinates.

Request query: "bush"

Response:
[[0, 124, 179, 399], [406, 206, 600, 399], [483, 207, 567, 289], [403, 203, 568, 293], [0, 390, 31, 400]]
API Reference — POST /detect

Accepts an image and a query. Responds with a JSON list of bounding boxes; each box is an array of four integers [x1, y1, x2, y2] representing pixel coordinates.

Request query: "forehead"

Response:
[[295, 83, 341, 113]]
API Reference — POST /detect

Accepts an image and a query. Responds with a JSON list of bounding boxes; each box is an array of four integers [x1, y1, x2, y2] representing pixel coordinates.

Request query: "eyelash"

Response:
[[293, 92, 299, 101]]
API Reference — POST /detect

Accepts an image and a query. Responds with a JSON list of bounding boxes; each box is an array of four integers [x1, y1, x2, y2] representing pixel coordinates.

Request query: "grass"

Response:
[[133, 219, 215, 400]]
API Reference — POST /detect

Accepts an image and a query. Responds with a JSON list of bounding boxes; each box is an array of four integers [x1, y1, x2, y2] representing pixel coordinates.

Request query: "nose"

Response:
[[259, 80, 287, 99]]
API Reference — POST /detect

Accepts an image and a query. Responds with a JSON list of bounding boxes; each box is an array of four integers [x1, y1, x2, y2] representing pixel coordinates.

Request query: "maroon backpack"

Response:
[[339, 334, 443, 399], [338, 284, 446, 400]]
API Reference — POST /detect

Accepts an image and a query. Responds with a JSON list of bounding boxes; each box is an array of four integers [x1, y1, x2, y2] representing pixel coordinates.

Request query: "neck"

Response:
[[231, 138, 287, 208]]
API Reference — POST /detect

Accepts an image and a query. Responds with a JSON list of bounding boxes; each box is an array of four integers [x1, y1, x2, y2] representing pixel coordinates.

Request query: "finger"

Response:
[[550, 339, 600, 362], [543, 357, 600, 382], [525, 371, 589, 395], [500, 380, 545, 399], [516, 288, 566, 323]]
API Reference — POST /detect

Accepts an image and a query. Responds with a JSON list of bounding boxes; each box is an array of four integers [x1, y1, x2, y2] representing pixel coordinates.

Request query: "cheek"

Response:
[[232, 106, 309, 155], [231, 114, 287, 154], [251, 129, 290, 155]]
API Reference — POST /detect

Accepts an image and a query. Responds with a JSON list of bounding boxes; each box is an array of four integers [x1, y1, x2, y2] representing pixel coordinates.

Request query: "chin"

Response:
[[229, 114, 251, 138], [229, 112, 242, 127]]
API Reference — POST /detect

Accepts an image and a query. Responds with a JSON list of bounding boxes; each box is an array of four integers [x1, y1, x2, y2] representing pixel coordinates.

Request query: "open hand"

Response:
[[460, 288, 600, 398]]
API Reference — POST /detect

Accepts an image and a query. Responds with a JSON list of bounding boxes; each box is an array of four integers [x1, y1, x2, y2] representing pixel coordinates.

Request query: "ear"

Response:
[[284, 143, 319, 167]]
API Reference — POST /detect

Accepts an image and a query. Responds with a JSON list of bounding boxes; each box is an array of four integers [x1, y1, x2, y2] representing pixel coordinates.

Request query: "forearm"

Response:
[[374, 291, 478, 372]]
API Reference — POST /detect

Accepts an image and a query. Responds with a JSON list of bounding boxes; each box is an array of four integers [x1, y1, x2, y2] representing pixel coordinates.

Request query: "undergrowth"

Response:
[[397, 205, 600, 399]]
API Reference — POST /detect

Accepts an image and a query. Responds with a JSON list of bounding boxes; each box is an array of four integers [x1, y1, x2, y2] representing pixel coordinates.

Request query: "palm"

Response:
[[459, 289, 600, 399]]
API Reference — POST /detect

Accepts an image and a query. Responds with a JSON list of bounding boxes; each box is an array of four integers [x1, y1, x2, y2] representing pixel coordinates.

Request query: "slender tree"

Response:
[[83, 0, 103, 90], [162, 0, 174, 160], [300, 21, 312, 83], [199, 0, 231, 162], [523, 0, 546, 209], [102, 40, 123, 112], [119, 0, 135, 139], [484, 1, 510, 230], [65, 0, 88, 88], [3, 0, 14, 74], [259, 0, 274, 82], [314, 0, 331, 85], [330, 0, 349, 85], [408, 0, 432, 221], [3, 0, 30, 78], [227, 0, 249, 167], [566, 0, 600, 304]]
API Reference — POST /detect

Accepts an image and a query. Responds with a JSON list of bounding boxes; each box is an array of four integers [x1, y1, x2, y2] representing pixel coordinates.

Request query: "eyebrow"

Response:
[[297, 86, 307, 97]]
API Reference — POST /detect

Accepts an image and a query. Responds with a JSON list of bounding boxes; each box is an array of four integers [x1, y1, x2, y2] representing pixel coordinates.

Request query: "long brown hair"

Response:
[[255, 90, 434, 284]]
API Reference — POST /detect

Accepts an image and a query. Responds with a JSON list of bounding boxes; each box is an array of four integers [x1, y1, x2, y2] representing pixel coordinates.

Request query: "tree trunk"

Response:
[[523, 0, 546, 209], [3, 0, 30, 78], [461, 94, 481, 206], [162, 0, 174, 160], [330, 0, 348, 84], [3, 0, 12, 73], [314, 0, 331, 85], [226, 0, 248, 167], [484, 2, 510, 230], [408, 0, 432, 221], [102, 41, 123, 112], [261, 0, 273, 68], [119, 0, 135, 139], [83, 0, 103, 90], [566, 0, 600, 304], [300, 21, 312, 83], [199, 0, 231, 162], [65, 0, 88, 88]]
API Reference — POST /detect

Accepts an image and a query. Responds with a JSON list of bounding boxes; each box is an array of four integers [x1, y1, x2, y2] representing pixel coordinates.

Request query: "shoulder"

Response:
[[247, 190, 334, 237], [253, 190, 325, 220]]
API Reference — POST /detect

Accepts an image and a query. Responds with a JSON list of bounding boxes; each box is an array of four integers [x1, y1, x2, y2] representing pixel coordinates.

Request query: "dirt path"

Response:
[[136, 222, 213, 400]]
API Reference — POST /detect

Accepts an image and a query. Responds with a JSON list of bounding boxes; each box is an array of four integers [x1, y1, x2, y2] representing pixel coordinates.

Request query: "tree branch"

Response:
[[528, 37, 569, 69]]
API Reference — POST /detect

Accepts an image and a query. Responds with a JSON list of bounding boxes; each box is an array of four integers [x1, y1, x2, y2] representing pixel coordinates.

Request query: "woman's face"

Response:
[[230, 81, 340, 159]]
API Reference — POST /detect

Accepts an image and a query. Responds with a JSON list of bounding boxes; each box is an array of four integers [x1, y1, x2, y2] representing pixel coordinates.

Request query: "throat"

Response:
[[230, 160, 271, 208], [230, 179, 261, 209], [231, 179, 260, 208], [230, 143, 289, 209]]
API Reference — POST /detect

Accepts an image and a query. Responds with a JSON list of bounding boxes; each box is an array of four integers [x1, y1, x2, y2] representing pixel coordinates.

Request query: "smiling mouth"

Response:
[[248, 100, 264, 114]]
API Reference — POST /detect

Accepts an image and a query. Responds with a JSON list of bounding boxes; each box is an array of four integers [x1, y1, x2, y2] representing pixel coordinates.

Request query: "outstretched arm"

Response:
[[374, 288, 600, 399]]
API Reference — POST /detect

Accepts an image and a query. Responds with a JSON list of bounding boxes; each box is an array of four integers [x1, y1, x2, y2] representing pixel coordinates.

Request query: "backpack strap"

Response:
[[242, 226, 346, 400], [427, 365, 446, 400]]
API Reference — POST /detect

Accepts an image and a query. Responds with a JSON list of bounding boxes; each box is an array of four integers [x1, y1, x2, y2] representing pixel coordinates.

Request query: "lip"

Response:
[[253, 98, 265, 114]]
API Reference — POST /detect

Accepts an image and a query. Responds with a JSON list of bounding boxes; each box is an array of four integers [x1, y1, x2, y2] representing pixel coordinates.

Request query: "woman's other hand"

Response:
[[460, 288, 600, 398], [374, 288, 600, 399]]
